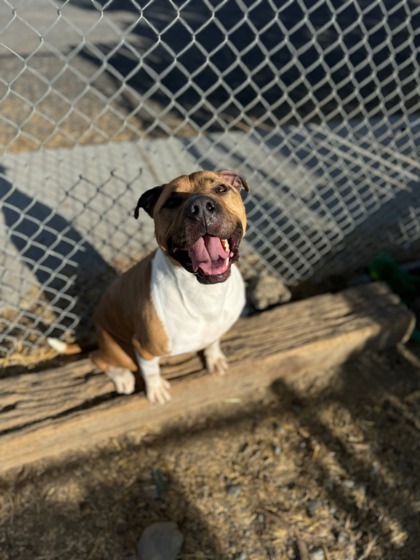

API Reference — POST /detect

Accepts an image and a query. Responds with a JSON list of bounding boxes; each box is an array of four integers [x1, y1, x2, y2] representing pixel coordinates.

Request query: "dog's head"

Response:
[[134, 170, 249, 284]]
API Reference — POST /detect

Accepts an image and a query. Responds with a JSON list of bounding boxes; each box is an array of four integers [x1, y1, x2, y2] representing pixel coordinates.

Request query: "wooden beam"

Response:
[[0, 282, 414, 473]]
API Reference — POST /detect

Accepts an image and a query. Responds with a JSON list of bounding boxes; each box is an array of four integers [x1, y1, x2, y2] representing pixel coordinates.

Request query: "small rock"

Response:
[[324, 479, 334, 492], [309, 547, 325, 560], [137, 522, 183, 560], [337, 532, 348, 544], [226, 484, 241, 497], [247, 272, 291, 310], [238, 441, 249, 453], [371, 461, 380, 474], [306, 499, 319, 518], [142, 484, 159, 500], [151, 469, 169, 500]]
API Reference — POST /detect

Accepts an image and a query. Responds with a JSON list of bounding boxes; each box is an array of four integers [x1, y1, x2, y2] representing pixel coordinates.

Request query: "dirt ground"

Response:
[[1, 343, 420, 560]]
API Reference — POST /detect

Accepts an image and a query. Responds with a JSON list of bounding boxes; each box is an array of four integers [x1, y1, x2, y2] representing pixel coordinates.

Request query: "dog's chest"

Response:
[[150, 249, 245, 356]]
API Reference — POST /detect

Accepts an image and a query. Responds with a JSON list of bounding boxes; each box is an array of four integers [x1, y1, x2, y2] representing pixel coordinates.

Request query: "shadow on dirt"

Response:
[[0, 463, 228, 558], [1, 341, 420, 559]]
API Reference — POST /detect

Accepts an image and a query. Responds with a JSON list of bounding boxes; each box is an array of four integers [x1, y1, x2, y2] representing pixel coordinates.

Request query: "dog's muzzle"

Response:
[[169, 195, 243, 284]]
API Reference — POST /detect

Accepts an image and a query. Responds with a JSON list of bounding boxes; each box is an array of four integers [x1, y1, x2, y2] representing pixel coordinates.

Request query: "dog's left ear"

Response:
[[217, 170, 250, 192], [134, 186, 164, 219]]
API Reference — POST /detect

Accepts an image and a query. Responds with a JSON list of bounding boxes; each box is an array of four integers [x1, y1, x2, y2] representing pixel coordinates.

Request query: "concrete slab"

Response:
[[0, 120, 419, 356]]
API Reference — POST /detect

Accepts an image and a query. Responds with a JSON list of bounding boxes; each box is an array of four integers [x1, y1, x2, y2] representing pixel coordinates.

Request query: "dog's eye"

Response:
[[214, 184, 229, 194]]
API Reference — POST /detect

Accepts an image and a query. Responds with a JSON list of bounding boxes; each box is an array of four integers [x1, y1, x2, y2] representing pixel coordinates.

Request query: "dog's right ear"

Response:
[[134, 186, 164, 219]]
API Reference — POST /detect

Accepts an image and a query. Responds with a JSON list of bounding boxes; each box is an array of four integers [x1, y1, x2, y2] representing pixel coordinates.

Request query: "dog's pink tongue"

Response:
[[189, 234, 229, 275]]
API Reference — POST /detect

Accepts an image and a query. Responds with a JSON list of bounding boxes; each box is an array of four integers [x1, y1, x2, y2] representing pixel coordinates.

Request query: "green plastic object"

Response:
[[369, 253, 420, 342]]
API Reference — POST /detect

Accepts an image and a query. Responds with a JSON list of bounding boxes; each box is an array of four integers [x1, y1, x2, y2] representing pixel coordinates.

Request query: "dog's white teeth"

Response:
[[225, 257, 229, 267], [221, 239, 229, 252]]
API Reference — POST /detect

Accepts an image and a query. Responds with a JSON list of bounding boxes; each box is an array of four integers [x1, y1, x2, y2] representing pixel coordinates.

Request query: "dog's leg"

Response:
[[135, 353, 171, 404], [203, 339, 229, 375], [107, 367, 136, 395]]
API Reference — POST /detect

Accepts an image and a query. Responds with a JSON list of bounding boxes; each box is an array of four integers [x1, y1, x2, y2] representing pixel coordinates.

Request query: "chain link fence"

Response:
[[0, 0, 419, 362]]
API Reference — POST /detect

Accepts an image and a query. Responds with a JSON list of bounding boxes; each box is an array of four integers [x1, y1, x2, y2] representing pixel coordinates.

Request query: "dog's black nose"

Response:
[[185, 196, 218, 221]]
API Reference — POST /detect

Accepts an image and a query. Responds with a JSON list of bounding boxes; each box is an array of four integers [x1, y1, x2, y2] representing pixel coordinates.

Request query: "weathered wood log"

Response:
[[0, 282, 414, 473]]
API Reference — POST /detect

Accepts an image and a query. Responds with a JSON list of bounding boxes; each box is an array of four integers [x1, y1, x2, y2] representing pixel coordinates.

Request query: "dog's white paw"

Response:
[[107, 367, 136, 395], [204, 342, 229, 376], [145, 375, 171, 404]]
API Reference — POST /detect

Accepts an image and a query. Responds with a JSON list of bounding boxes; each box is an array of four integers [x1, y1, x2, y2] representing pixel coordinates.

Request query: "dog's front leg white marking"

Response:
[[136, 353, 171, 404], [107, 367, 136, 395], [204, 340, 229, 375]]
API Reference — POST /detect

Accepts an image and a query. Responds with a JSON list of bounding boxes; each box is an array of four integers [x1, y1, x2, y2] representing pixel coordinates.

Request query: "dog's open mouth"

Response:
[[170, 229, 242, 284], [189, 234, 232, 274]]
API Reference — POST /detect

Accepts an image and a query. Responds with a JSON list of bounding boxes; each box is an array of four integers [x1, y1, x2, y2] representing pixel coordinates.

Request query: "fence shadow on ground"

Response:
[[0, 463, 228, 559], [0, 165, 116, 345], [1, 338, 420, 559]]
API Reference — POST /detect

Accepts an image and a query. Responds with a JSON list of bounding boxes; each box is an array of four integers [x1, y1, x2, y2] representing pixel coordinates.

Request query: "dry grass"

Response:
[[1, 346, 420, 559]]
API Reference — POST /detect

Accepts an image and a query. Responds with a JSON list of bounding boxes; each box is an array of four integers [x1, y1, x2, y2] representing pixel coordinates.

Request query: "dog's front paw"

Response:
[[204, 342, 229, 376], [107, 367, 136, 395], [145, 375, 171, 404]]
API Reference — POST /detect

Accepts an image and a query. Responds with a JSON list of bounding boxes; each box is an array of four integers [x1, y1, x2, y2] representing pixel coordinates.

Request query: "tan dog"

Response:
[[48, 170, 249, 403]]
